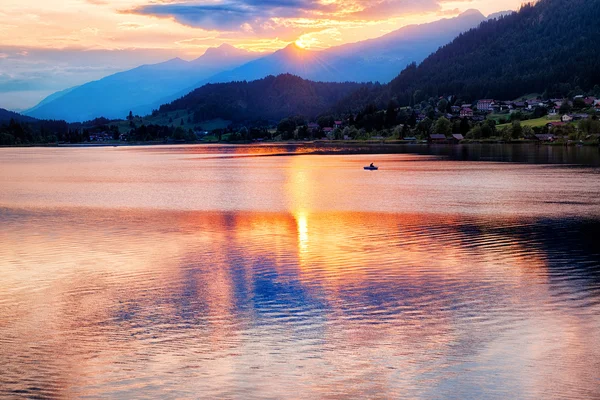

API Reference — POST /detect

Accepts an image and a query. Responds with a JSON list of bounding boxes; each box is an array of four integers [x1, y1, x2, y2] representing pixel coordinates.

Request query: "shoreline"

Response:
[[2, 139, 599, 149]]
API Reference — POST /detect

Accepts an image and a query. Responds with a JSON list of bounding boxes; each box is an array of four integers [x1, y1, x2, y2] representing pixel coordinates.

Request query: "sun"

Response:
[[294, 39, 308, 49]]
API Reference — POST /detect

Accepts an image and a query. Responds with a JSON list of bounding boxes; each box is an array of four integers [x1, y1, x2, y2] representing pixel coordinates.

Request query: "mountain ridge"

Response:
[[24, 10, 489, 122], [24, 45, 264, 122]]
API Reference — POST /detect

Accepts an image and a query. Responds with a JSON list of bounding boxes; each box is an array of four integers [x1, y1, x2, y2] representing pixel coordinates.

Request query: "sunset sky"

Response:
[[0, 0, 529, 110]]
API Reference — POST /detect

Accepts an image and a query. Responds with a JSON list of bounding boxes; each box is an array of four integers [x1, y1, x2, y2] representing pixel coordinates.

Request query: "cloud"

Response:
[[129, 0, 324, 31], [351, 0, 441, 19], [127, 0, 445, 31]]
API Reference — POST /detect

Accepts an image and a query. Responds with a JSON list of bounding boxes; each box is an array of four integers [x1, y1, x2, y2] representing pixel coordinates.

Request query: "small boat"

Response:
[[364, 165, 379, 170]]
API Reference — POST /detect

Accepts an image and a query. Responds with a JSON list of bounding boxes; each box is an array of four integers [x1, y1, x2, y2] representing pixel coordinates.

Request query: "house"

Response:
[[460, 108, 473, 118], [583, 97, 596, 106], [547, 121, 565, 128], [561, 115, 573, 122], [572, 114, 589, 120], [596, 103, 600, 110], [450, 134, 465, 143], [477, 99, 494, 112], [494, 101, 511, 112], [334, 120, 343, 128], [513, 101, 527, 109], [548, 107, 559, 116], [308, 123, 320, 131], [323, 127, 334, 133], [535, 134, 554, 142], [403, 136, 417, 141], [429, 134, 447, 143], [527, 100, 544, 110], [451, 105, 461, 114]]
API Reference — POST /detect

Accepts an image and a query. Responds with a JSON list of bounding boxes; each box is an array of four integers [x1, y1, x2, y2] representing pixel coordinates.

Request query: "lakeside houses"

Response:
[[460, 108, 474, 118], [89, 132, 114, 142], [562, 114, 574, 122], [334, 120, 343, 129], [477, 99, 494, 112], [535, 134, 555, 142], [429, 134, 447, 143], [571, 113, 590, 120], [450, 134, 465, 143], [583, 96, 596, 106]]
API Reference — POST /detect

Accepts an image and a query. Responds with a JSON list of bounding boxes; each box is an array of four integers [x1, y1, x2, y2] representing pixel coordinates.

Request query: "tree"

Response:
[[277, 118, 296, 140], [559, 102, 572, 114], [413, 90, 426, 105], [385, 101, 397, 127], [437, 99, 448, 113], [467, 125, 482, 139], [127, 111, 133, 121], [416, 117, 433, 137], [459, 118, 471, 135], [573, 97, 586, 110], [433, 117, 452, 135], [511, 121, 523, 139], [297, 125, 309, 139], [317, 115, 334, 129], [483, 119, 497, 137]]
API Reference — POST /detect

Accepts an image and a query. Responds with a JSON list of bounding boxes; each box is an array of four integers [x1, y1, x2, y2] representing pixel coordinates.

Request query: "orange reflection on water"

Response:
[[1, 208, 599, 398]]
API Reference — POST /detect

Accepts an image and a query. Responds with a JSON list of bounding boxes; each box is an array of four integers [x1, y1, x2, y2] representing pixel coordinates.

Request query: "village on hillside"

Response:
[[290, 94, 600, 145]]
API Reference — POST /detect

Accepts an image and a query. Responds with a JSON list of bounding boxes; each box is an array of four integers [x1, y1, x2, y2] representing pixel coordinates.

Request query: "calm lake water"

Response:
[[1, 144, 600, 399]]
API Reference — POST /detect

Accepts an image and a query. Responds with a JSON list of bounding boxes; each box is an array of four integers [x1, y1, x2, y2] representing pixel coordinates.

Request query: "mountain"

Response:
[[207, 10, 487, 85], [25, 44, 262, 122], [0, 108, 37, 123], [158, 74, 370, 122], [486, 10, 515, 20], [23, 11, 487, 122], [24, 86, 80, 115], [382, 0, 600, 105]]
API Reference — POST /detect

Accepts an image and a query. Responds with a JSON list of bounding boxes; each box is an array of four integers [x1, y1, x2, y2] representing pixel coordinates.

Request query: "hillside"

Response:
[[158, 74, 370, 122], [384, 0, 600, 105], [25, 44, 263, 122], [0, 108, 37, 123]]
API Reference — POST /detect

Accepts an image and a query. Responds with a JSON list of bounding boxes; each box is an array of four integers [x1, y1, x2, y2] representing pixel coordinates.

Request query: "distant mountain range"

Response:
[[24, 10, 492, 122], [24, 44, 262, 122], [208, 9, 488, 85], [154, 0, 599, 124]]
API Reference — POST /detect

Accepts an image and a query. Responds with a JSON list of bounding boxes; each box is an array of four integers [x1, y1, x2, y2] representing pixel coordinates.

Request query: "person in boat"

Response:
[[369, 163, 374, 168]]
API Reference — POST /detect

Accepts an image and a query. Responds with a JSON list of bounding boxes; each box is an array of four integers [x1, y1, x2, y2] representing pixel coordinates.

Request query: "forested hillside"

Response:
[[384, 0, 600, 105], [159, 74, 369, 122], [0, 108, 37, 123]]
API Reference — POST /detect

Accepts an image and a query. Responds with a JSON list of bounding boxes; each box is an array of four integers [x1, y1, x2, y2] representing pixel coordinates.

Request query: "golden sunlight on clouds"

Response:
[[0, 0, 529, 56]]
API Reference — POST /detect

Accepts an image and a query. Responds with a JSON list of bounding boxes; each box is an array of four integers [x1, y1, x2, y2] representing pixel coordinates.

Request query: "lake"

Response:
[[1, 144, 599, 399]]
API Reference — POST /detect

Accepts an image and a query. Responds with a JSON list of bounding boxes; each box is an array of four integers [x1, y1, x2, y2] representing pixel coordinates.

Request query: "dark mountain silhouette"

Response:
[[382, 0, 600, 105], [0, 108, 37, 123], [158, 74, 370, 122]]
